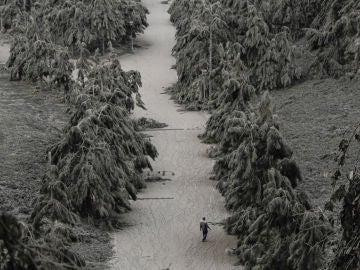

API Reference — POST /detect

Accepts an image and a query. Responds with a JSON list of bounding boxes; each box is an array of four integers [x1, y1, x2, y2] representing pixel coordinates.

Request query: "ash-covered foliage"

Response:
[[200, 42, 255, 144], [0, 0, 27, 32], [332, 174, 360, 270], [6, 35, 73, 92], [4, 2, 75, 89], [31, 59, 157, 228], [0, 0, 148, 53], [35, 0, 148, 53], [255, 0, 321, 38], [306, 0, 360, 77], [0, 3, 154, 270], [203, 92, 332, 270], [325, 124, 360, 270], [0, 213, 84, 270], [2, 1, 152, 267], [3, 0, 149, 88], [170, 1, 333, 268], [168, 0, 301, 109]]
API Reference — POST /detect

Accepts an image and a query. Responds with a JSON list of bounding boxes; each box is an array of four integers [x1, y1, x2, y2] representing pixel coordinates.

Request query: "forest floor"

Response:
[[272, 76, 360, 208]]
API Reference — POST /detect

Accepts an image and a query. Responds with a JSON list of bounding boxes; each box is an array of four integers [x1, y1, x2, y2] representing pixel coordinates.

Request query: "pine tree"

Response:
[[6, 35, 74, 92], [0, 213, 84, 270], [31, 60, 158, 227], [0, 0, 25, 32], [2, 0, 149, 54], [201, 42, 255, 144], [306, 0, 360, 76], [325, 123, 360, 270], [169, 0, 230, 108], [254, 30, 300, 90], [213, 92, 332, 270], [90, 0, 125, 54]]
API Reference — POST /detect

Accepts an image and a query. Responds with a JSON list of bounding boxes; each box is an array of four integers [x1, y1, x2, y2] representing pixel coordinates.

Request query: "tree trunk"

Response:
[[28, 0, 32, 12], [102, 38, 105, 55], [200, 72, 205, 101], [131, 37, 134, 53], [208, 28, 213, 99]]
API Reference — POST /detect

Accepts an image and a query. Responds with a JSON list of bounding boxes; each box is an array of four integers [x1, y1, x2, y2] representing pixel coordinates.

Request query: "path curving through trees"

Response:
[[109, 1, 238, 269]]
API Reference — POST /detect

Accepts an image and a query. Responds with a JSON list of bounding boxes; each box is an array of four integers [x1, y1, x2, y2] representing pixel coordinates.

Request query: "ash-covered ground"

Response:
[[273, 77, 360, 208]]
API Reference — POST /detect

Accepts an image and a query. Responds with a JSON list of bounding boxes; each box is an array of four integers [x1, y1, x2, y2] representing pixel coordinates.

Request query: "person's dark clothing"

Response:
[[200, 221, 210, 241]]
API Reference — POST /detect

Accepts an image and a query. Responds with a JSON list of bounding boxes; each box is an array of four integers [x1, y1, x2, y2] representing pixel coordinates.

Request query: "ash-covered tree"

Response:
[[241, 4, 270, 67], [169, 0, 230, 109], [169, 0, 300, 110], [122, 0, 149, 44], [212, 92, 332, 270], [89, 0, 125, 54], [325, 122, 360, 270], [6, 34, 74, 92], [253, 0, 322, 39], [2, 0, 148, 56], [40, 0, 148, 54], [0, 0, 31, 32], [3, 0, 75, 89], [253, 30, 300, 90], [235, 4, 300, 90], [306, 0, 360, 76], [31, 60, 158, 227], [0, 213, 84, 270], [201, 42, 255, 144]]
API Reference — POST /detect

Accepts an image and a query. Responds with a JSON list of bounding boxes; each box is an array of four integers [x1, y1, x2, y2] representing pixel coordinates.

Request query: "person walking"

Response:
[[200, 217, 211, 242]]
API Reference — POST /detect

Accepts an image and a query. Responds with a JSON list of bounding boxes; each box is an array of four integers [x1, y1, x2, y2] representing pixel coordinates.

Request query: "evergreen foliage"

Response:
[[169, 0, 229, 108], [6, 35, 73, 92], [2, 1, 153, 267], [170, 1, 333, 268], [168, 0, 300, 109], [200, 42, 255, 144], [0, 0, 32, 32], [255, 0, 322, 38], [253, 31, 300, 90], [306, 0, 360, 76], [3, 0, 149, 87], [205, 92, 332, 270], [0, 213, 84, 270], [31, 59, 157, 227], [326, 123, 360, 270], [42, 0, 148, 53]]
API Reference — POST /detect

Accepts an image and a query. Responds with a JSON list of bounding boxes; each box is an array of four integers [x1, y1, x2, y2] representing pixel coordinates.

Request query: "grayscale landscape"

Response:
[[0, 0, 359, 270]]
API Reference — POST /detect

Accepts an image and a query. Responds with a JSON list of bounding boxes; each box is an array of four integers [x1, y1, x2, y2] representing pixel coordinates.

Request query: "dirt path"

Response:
[[109, 1, 238, 269]]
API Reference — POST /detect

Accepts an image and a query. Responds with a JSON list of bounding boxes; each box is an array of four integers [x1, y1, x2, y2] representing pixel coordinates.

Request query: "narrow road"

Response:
[[109, 1, 238, 269]]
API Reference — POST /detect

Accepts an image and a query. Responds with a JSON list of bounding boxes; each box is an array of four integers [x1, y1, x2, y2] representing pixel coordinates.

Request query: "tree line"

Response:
[[169, 0, 360, 269], [0, 1, 155, 269]]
